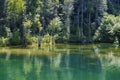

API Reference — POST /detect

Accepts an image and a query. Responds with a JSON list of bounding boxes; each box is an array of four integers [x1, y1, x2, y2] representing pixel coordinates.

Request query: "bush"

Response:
[[8, 29, 33, 46], [0, 37, 8, 47], [94, 15, 120, 43], [25, 34, 32, 45], [0, 25, 7, 37], [31, 36, 38, 44], [54, 34, 68, 43], [42, 34, 52, 45], [8, 30, 22, 45]]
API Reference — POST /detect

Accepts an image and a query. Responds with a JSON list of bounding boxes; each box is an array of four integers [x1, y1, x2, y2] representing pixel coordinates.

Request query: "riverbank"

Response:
[[0, 43, 120, 57]]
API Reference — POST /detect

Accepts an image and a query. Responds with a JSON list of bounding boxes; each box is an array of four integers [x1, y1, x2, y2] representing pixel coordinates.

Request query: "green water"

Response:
[[0, 44, 120, 80]]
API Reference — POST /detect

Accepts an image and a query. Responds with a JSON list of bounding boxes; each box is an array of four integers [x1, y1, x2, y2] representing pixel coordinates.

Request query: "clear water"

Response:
[[0, 44, 120, 80]]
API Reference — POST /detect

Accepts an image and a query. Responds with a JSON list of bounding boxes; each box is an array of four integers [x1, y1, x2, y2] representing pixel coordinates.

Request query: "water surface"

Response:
[[0, 44, 120, 80]]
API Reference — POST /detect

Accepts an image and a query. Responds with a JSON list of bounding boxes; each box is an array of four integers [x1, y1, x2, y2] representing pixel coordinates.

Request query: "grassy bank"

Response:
[[0, 43, 120, 57]]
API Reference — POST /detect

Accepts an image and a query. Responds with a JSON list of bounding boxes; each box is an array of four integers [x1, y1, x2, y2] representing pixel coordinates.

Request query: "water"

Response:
[[0, 44, 120, 80]]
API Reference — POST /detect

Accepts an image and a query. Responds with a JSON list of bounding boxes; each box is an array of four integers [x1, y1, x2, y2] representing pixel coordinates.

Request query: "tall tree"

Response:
[[0, 0, 7, 37], [7, 0, 26, 46], [63, 0, 73, 40], [48, 17, 62, 45], [0, 0, 6, 18], [25, 0, 43, 35]]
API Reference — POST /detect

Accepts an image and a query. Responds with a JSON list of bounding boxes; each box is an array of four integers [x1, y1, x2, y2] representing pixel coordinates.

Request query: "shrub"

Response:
[[0, 25, 7, 37], [8, 30, 22, 45], [25, 34, 33, 45], [54, 34, 67, 43], [94, 15, 120, 43], [31, 36, 38, 44], [42, 34, 52, 45], [0, 37, 8, 47]]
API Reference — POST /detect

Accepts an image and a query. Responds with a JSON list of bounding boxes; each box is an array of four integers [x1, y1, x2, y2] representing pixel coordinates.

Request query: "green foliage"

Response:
[[31, 36, 38, 44], [108, 0, 120, 16], [34, 14, 42, 30], [42, 34, 52, 45], [5, 27, 12, 38], [0, 25, 7, 37], [26, 0, 43, 17], [0, 26, 12, 38], [8, 29, 32, 46], [1, 0, 120, 46], [7, 0, 26, 14], [94, 15, 120, 43], [0, 37, 8, 46], [31, 14, 42, 35], [25, 34, 33, 45], [48, 17, 62, 35], [9, 29, 21, 45], [114, 37, 119, 45], [0, 0, 6, 18], [23, 19, 32, 28], [47, 17, 63, 43], [54, 33, 68, 43]]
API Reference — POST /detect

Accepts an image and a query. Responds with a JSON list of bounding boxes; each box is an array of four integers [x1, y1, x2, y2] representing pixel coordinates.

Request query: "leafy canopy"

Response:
[[48, 17, 62, 35], [94, 15, 120, 43], [8, 0, 26, 14]]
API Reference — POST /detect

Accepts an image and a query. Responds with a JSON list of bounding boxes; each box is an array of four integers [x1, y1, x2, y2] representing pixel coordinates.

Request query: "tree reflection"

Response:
[[0, 44, 120, 80]]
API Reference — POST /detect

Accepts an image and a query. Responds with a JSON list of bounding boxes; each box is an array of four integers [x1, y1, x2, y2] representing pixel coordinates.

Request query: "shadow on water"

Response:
[[0, 44, 120, 80]]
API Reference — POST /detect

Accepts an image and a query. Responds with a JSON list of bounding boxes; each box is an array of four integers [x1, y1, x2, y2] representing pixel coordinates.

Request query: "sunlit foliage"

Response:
[[94, 15, 120, 43]]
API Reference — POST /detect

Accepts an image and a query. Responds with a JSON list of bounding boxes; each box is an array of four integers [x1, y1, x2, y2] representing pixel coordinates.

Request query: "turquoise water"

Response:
[[0, 44, 120, 80]]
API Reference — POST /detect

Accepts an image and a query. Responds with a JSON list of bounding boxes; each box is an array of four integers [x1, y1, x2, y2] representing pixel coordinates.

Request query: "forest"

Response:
[[1, 1, 120, 80], [0, 0, 120, 47]]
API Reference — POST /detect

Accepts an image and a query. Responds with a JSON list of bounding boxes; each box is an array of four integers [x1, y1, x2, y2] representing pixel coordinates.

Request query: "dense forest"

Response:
[[0, 0, 120, 47]]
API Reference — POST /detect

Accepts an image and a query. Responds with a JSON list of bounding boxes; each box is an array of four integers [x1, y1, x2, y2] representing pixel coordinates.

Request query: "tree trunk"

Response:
[[52, 36, 55, 45], [22, 26, 27, 47], [95, 1, 98, 30], [52, 33, 55, 46], [66, 2, 73, 41], [88, 12, 91, 39], [20, 14, 27, 47], [38, 30, 42, 48], [66, 14, 70, 40], [76, 8, 80, 40], [80, 0, 84, 39]]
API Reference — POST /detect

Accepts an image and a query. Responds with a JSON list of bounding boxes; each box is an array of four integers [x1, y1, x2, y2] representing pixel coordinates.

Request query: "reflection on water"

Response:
[[0, 44, 120, 80]]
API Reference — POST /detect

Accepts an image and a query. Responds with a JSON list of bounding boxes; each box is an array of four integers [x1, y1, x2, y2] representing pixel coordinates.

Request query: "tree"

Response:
[[48, 17, 62, 45], [0, 0, 9, 37], [7, 0, 26, 46], [95, 0, 107, 26], [26, 0, 42, 17], [86, 0, 94, 40], [94, 15, 120, 43], [108, 0, 120, 15], [33, 14, 42, 48], [7, 0, 26, 15], [63, 0, 73, 40], [23, 17, 32, 46], [25, 0, 43, 35], [0, 0, 6, 18]]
